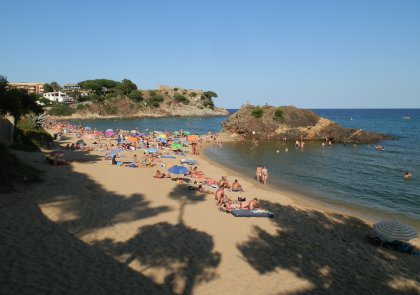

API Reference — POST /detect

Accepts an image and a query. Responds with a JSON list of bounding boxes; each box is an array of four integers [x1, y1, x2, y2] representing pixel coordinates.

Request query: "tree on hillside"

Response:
[[0, 77, 42, 127], [43, 83, 53, 92], [78, 79, 120, 94], [203, 91, 218, 99], [43, 82, 61, 92], [115, 79, 137, 95]]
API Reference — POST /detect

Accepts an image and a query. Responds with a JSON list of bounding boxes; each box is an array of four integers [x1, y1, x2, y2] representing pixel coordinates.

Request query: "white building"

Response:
[[43, 91, 75, 103]]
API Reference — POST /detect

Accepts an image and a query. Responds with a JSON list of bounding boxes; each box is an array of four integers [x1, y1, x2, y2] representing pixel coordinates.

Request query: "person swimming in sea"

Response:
[[403, 172, 412, 180]]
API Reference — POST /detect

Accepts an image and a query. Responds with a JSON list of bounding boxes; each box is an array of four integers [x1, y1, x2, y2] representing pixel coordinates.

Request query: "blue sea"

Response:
[[68, 109, 420, 226]]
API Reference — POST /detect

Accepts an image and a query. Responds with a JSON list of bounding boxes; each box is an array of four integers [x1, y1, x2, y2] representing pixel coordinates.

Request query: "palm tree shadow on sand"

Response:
[[93, 184, 221, 295], [237, 200, 420, 295]]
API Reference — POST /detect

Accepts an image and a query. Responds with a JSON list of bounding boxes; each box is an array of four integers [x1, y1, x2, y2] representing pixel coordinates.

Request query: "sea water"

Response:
[[68, 109, 420, 226]]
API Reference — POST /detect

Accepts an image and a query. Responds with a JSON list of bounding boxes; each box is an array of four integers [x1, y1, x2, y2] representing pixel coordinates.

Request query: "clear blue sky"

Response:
[[1, 0, 419, 108]]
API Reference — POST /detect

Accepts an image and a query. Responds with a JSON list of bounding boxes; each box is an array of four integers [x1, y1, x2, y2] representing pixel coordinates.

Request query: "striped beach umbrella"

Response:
[[373, 221, 418, 242]]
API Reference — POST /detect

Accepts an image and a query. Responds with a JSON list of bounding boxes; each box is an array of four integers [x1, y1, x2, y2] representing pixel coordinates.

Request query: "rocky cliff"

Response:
[[221, 105, 392, 143]]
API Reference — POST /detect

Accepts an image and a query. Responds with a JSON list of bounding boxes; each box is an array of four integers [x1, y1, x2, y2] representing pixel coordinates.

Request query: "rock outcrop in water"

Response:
[[221, 105, 392, 143]]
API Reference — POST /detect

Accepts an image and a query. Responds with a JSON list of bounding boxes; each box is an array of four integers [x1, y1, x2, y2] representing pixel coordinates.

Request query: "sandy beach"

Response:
[[1, 133, 419, 295]]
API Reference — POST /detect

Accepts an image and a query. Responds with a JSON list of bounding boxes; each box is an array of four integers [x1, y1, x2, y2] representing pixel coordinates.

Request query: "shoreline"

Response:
[[202, 139, 420, 232]]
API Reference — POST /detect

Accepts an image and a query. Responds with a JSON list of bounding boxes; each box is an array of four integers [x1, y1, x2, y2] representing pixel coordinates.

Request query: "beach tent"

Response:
[[373, 221, 418, 242]]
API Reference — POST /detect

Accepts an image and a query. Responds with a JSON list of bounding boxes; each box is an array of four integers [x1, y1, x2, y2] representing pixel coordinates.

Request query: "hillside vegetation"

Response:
[[43, 79, 228, 118]]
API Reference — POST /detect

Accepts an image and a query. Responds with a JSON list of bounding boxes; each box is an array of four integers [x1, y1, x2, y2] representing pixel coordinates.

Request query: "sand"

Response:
[[1, 133, 419, 295]]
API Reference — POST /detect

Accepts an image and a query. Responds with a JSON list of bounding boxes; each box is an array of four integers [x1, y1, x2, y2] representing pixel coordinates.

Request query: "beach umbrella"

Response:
[[146, 147, 158, 154], [168, 165, 188, 176], [173, 131, 180, 135], [373, 221, 418, 242], [187, 135, 198, 143], [105, 129, 114, 137], [171, 143, 183, 149], [184, 131, 191, 135], [156, 137, 167, 143], [158, 133, 167, 139], [84, 126, 92, 130], [126, 136, 138, 143], [130, 130, 138, 134]]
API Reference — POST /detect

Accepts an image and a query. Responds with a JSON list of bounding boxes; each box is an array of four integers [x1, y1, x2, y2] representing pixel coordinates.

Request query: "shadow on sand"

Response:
[[93, 184, 221, 295], [1, 147, 220, 295], [237, 200, 420, 295]]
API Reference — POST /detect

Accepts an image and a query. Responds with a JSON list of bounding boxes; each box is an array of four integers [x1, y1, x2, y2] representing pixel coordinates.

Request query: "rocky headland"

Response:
[[221, 105, 392, 143]]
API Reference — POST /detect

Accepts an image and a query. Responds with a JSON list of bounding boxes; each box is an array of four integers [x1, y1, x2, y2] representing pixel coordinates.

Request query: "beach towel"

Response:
[[160, 155, 176, 158], [231, 209, 274, 218]]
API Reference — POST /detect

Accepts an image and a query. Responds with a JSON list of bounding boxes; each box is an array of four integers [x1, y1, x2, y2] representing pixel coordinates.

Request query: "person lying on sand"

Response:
[[223, 198, 259, 212], [154, 170, 171, 178], [231, 179, 244, 192], [188, 184, 214, 195]]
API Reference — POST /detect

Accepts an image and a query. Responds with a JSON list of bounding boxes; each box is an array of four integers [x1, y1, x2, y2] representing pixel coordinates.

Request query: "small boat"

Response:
[[375, 145, 385, 151], [402, 116, 411, 120]]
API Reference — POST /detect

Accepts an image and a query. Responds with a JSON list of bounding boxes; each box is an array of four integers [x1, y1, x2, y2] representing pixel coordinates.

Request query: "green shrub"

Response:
[[105, 104, 118, 115], [47, 105, 76, 116], [174, 87, 179, 91], [190, 92, 197, 97], [86, 94, 103, 102], [147, 95, 164, 108], [273, 107, 284, 121], [203, 99, 215, 109], [174, 94, 190, 105], [251, 106, 263, 118], [128, 90, 143, 101], [11, 128, 53, 151], [149, 90, 156, 96], [0, 144, 42, 192], [76, 104, 86, 110]]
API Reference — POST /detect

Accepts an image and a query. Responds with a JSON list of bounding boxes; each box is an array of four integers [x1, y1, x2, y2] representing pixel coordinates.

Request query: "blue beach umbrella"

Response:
[[168, 165, 188, 176], [373, 221, 418, 242], [146, 147, 158, 154]]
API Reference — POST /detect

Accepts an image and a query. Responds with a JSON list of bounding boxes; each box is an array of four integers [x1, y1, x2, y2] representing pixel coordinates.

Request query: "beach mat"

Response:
[[231, 209, 274, 218]]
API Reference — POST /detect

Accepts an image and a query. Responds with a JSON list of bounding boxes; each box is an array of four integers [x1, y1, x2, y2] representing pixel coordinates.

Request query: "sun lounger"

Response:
[[231, 209, 274, 218]]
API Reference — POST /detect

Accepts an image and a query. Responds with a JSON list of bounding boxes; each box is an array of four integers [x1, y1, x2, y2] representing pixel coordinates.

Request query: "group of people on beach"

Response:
[[255, 165, 268, 185]]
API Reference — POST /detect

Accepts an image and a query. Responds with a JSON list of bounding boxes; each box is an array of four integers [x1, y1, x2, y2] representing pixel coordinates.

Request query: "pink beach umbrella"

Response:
[[105, 129, 114, 137]]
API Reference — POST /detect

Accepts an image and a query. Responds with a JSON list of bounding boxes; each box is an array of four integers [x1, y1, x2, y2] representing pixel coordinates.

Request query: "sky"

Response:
[[1, 0, 419, 108]]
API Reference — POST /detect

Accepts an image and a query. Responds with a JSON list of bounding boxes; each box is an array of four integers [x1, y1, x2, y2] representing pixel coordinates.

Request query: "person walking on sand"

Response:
[[261, 166, 268, 185]]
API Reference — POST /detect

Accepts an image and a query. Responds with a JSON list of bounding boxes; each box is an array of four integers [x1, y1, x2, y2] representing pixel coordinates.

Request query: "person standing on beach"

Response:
[[261, 166, 268, 185], [256, 165, 262, 183]]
